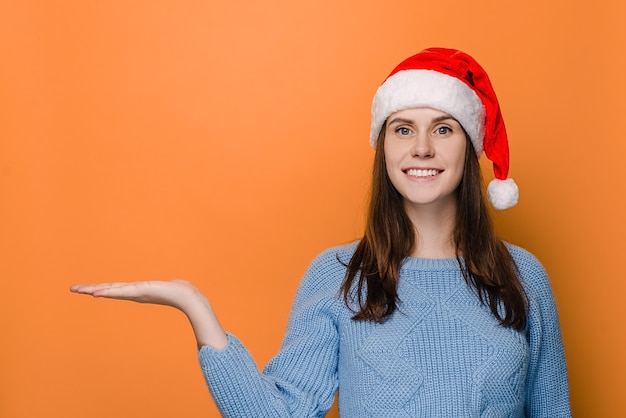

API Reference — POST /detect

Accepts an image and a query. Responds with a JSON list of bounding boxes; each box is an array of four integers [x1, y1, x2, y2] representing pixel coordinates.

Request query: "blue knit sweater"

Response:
[[199, 242, 571, 417]]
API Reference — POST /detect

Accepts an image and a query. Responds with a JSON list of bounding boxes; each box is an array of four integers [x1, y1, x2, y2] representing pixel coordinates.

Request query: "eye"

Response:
[[396, 127, 412, 136], [435, 126, 452, 135]]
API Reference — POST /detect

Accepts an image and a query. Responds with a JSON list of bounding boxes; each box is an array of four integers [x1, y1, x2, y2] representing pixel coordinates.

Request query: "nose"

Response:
[[411, 132, 434, 158]]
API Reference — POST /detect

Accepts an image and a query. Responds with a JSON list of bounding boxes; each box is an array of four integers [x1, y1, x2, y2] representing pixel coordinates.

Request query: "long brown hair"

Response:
[[340, 125, 528, 330]]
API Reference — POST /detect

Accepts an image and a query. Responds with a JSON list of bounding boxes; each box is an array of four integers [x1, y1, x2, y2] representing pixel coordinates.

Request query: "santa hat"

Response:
[[370, 47, 519, 210]]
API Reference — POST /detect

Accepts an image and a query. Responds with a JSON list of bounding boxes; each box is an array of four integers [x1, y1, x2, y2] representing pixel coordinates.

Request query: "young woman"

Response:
[[71, 48, 571, 417]]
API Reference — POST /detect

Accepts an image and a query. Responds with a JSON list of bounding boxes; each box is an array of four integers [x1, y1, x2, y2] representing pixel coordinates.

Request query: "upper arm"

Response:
[[198, 246, 347, 417], [513, 248, 571, 417]]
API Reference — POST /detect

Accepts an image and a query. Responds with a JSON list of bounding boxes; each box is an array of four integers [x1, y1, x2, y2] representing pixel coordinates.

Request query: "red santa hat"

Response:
[[370, 47, 519, 210]]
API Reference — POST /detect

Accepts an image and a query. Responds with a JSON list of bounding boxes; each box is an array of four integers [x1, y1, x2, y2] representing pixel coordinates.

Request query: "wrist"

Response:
[[182, 294, 228, 350]]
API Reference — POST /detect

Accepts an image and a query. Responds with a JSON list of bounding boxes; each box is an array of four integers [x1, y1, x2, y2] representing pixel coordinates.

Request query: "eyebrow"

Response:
[[387, 115, 456, 126]]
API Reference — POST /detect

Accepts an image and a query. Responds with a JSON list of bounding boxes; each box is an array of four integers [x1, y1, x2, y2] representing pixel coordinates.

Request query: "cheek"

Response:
[[454, 140, 468, 170], [454, 153, 468, 185], [382, 144, 394, 171], [382, 147, 402, 188], [384, 158, 398, 188], [448, 142, 468, 183], [383, 141, 403, 165], [453, 163, 466, 187], [455, 151, 467, 172], [383, 146, 403, 181]]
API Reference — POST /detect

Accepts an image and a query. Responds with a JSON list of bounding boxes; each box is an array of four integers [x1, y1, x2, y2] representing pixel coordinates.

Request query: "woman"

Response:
[[71, 48, 571, 417]]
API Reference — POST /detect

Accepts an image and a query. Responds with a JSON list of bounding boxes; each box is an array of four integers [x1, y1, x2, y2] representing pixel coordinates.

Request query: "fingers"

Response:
[[70, 282, 157, 303], [69, 280, 188, 306], [70, 282, 131, 296]]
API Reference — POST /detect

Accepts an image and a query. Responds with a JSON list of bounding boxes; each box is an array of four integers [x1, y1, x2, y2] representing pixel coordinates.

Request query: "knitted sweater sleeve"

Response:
[[514, 247, 572, 417], [197, 248, 341, 417]]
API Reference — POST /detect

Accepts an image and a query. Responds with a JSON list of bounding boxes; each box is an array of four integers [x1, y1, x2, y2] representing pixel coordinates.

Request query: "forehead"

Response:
[[387, 107, 459, 124]]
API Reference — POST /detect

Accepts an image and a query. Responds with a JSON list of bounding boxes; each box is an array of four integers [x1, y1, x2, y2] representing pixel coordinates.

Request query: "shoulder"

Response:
[[504, 243, 545, 276], [285, 242, 359, 320], [308, 241, 359, 270], [295, 241, 358, 298], [504, 242, 556, 307]]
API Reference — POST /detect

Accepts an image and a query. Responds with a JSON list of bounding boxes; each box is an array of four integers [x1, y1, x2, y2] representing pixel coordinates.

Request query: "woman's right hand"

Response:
[[70, 280, 229, 350]]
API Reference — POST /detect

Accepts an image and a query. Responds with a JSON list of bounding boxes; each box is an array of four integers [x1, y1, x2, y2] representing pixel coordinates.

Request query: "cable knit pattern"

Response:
[[199, 242, 571, 417]]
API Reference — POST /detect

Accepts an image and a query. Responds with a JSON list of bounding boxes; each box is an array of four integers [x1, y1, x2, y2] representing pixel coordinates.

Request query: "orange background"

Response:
[[1, 1, 624, 417]]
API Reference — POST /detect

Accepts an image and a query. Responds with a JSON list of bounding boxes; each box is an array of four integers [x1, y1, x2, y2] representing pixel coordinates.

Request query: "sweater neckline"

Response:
[[402, 256, 462, 271]]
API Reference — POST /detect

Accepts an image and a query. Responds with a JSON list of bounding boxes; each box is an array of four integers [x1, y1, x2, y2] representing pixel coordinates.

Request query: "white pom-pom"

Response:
[[487, 178, 519, 210]]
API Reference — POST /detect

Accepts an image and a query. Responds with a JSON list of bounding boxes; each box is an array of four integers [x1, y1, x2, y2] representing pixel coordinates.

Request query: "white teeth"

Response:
[[406, 169, 438, 177]]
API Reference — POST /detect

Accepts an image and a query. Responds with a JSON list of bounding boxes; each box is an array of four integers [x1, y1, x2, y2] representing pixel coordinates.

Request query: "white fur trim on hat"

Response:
[[370, 69, 485, 155]]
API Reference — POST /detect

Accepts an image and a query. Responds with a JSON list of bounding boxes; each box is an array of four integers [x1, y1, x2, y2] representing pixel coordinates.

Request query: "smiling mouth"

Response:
[[405, 168, 441, 178]]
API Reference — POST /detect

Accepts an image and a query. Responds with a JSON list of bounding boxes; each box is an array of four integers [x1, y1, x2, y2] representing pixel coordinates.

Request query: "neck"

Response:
[[404, 200, 458, 258]]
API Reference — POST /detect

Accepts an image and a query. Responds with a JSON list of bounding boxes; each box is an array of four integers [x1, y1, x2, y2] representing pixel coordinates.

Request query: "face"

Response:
[[383, 107, 467, 211]]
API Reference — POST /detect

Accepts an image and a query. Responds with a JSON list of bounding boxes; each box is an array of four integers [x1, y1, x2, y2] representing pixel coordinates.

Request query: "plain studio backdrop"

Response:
[[1, 1, 624, 417]]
